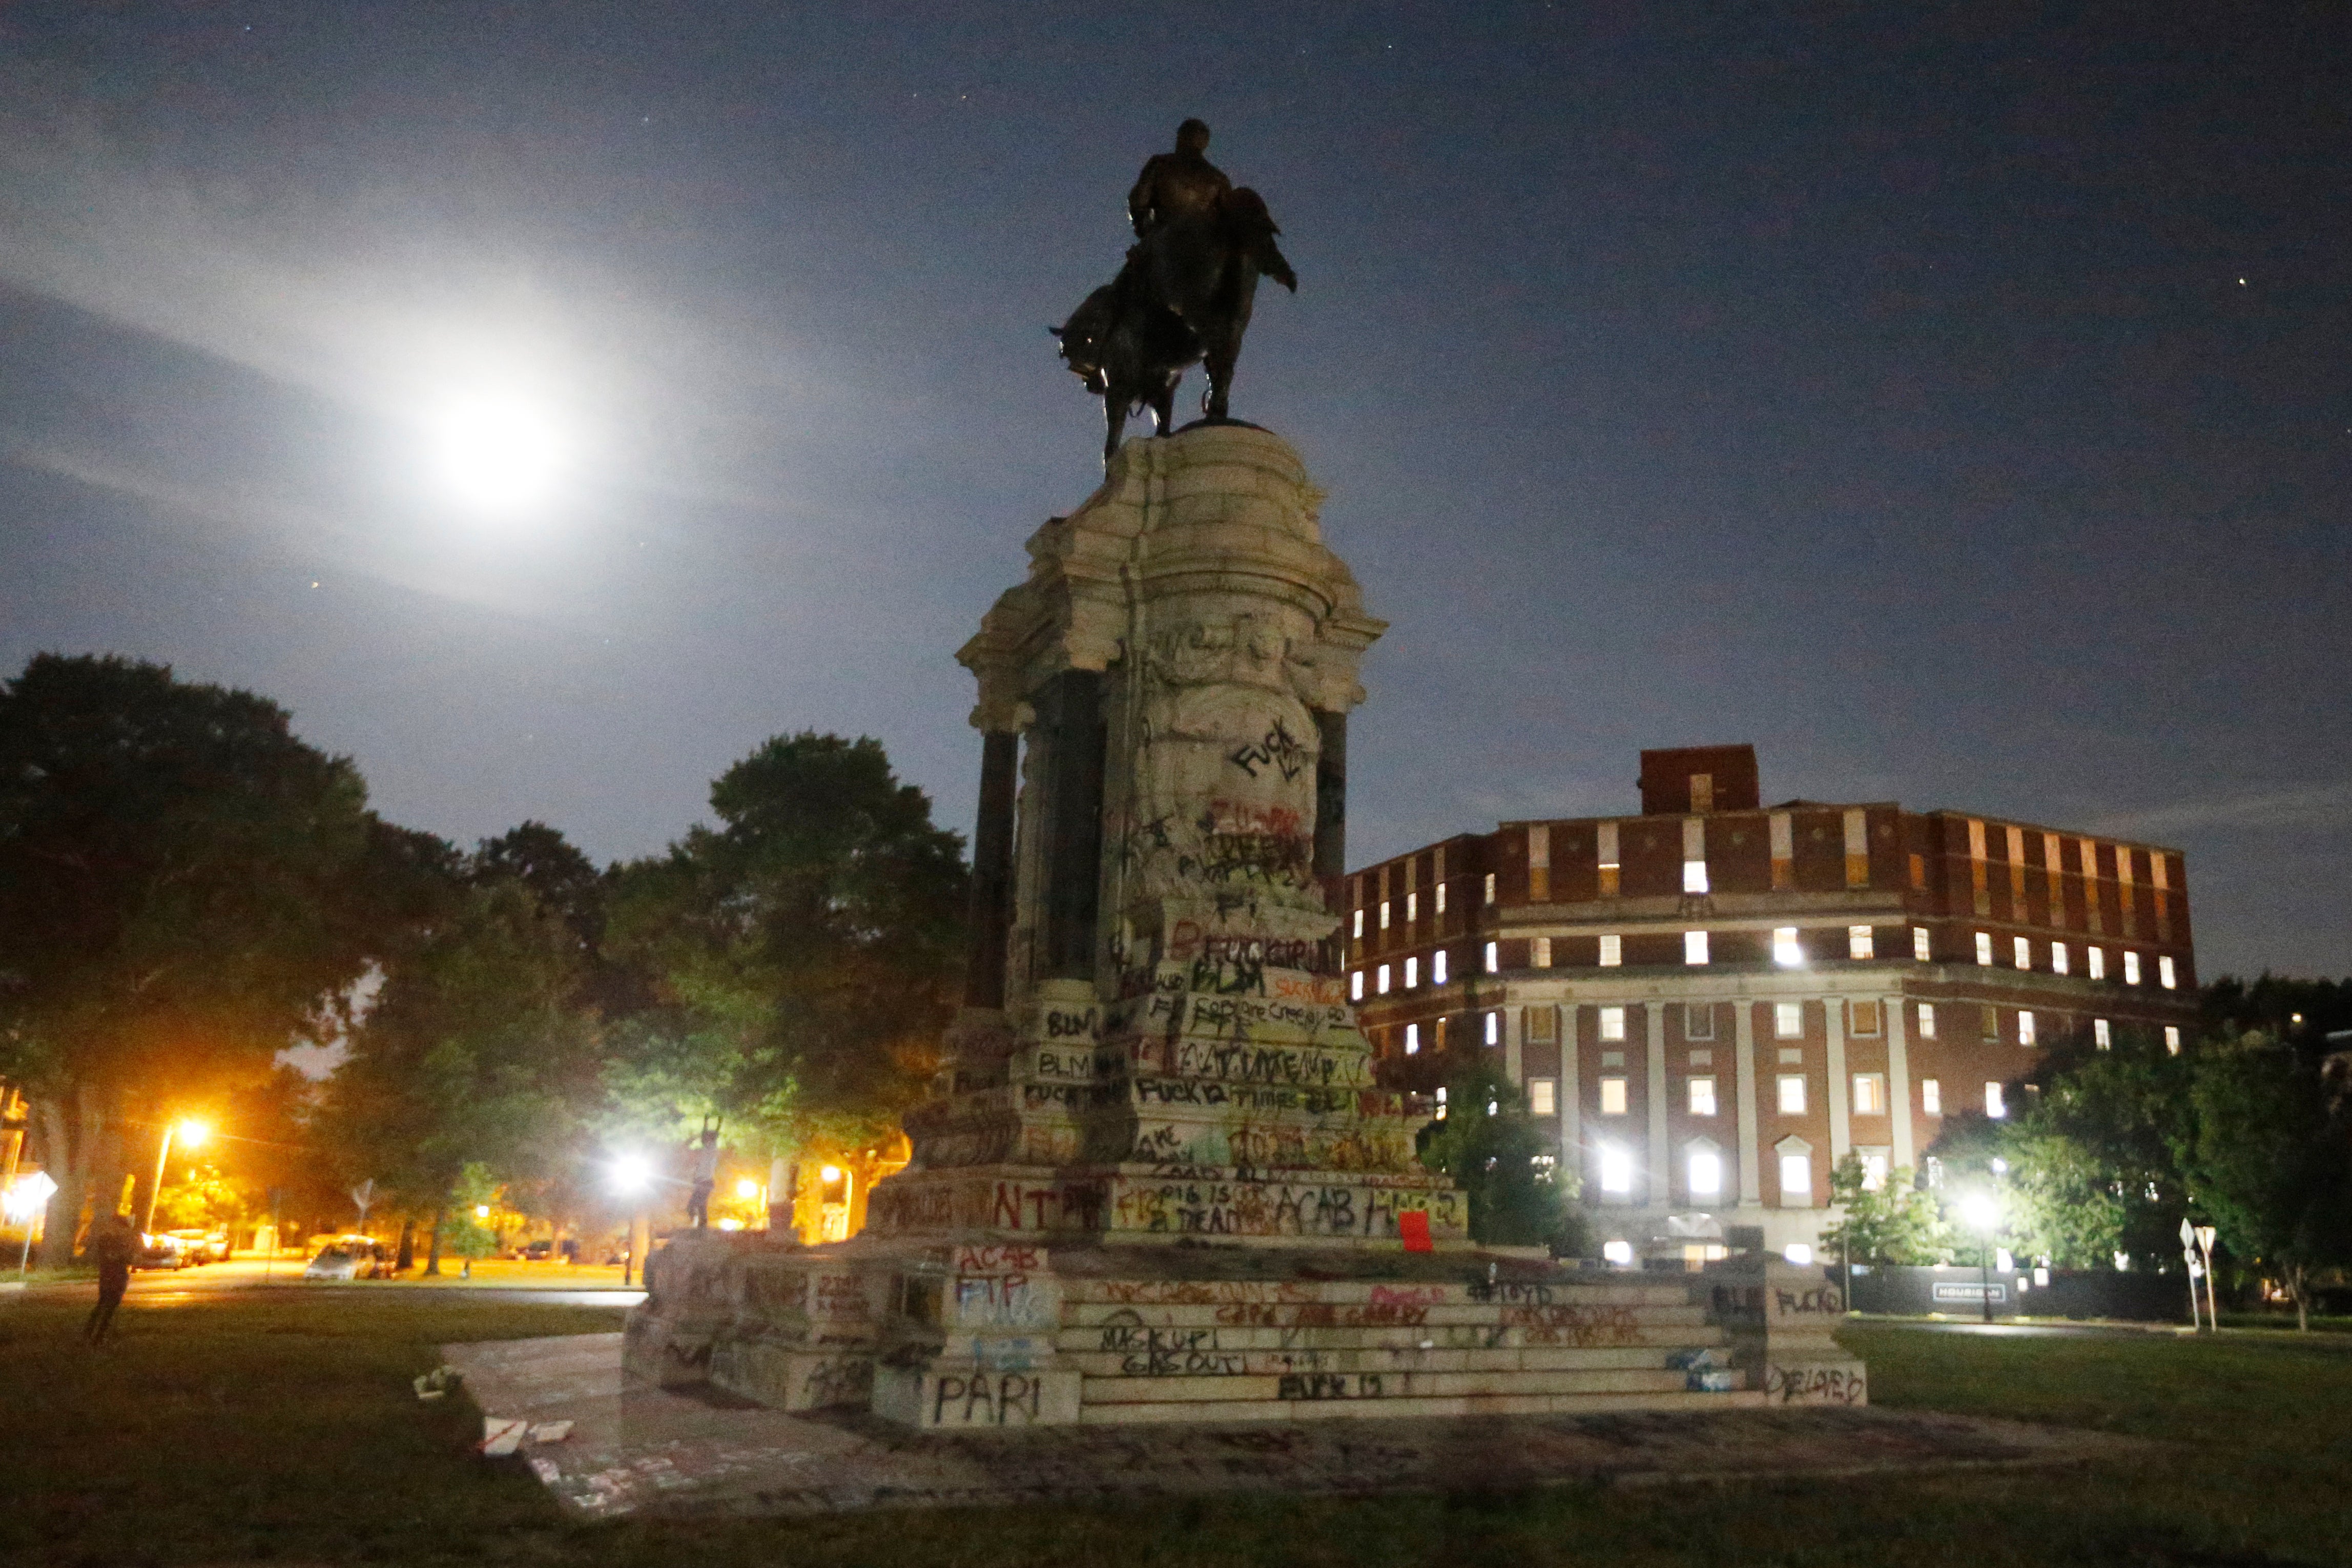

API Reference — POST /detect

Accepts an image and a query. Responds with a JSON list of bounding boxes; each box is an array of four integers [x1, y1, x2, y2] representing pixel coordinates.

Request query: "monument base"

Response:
[[623, 1233, 1856, 1431]]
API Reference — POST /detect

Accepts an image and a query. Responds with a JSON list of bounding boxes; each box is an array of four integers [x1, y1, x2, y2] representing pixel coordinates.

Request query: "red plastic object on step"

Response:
[[1398, 1210, 1433, 1252]]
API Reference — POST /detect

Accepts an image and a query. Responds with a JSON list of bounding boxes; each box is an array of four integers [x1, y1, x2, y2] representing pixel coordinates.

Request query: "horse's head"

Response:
[[1053, 285, 1121, 391]]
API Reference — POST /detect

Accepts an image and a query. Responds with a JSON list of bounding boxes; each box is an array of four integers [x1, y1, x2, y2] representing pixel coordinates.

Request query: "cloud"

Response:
[[2084, 782, 2352, 840]]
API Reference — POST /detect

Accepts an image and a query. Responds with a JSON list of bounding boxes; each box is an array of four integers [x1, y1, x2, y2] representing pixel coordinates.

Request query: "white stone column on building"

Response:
[[1734, 999, 1762, 1206], [1825, 996, 1851, 1163], [1885, 992, 1915, 1169], [1645, 1001, 1669, 1207], [1559, 1003, 1582, 1180]]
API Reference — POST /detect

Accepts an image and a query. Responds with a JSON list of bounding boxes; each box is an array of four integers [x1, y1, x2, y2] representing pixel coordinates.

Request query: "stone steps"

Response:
[[1081, 1364, 1716, 1405], [1056, 1324, 1731, 1354], [1057, 1281, 1703, 1307], [1061, 1344, 1719, 1377], [1074, 1387, 1769, 1425]]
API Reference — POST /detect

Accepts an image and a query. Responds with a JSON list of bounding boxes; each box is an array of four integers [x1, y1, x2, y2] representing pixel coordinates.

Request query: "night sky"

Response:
[[3, 5, 2346, 978]]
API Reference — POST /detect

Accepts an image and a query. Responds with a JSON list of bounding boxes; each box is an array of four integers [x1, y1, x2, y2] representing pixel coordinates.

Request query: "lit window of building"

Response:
[[2013, 935, 2032, 969], [1435, 881, 1447, 914], [1688, 1077, 1717, 1116], [1912, 925, 1931, 962], [1404, 957, 1418, 989], [1350, 970, 1364, 1001], [1850, 999, 1882, 1036], [1379, 900, 1391, 930], [1921, 1078, 1942, 1115], [1599, 1077, 1628, 1116], [1376, 964, 1390, 995], [1779, 1151, 1813, 1201], [1596, 823, 1620, 897], [1483, 872, 1497, 905], [1852, 1074, 1886, 1115], [1599, 1006, 1627, 1042], [1858, 1149, 1890, 1190], [1598, 933, 1622, 967], [1432, 949, 1448, 985], [2123, 951, 2142, 985], [1774, 1001, 1803, 1039], [2017, 1009, 2036, 1047], [1773, 927, 1803, 966], [1683, 930, 1709, 965], [2165, 1025, 2182, 1054], [1849, 925, 1874, 960], [1598, 1143, 1634, 1194], [1986, 1082, 2007, 1119], [1683, 858, 1710, 894], [1687, 1146, 1723, 1198], [1531, 937, 1551, 969], [1404, 1023, 1419, 1055], [1975, 931, 1994, 966], [2052, 942, 2070, 975], [1917, 1001, 1937, 1038], [1405, 892, 1417, 924], [1777, 1075, 1807, 1114], [2094, 1018, 2112, 1049], [1528, 1078, 1557, 1117], [2159, 955, 2177, 989], [1485, 1011, 1500, 1046], [1352, 908, 1364, 939], [2088, 946, 2107, 980]]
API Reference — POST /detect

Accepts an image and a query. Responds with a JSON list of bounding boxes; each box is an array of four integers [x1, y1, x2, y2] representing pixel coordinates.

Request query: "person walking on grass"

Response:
[[84, 1213, 137, 1345]]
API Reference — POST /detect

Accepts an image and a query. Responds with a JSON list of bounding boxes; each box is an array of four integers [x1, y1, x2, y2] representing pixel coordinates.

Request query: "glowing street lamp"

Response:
[[1959, 1190, 2002, 1325], [6, 1170, 58, 1279], [142, 1119, 210, 1237]]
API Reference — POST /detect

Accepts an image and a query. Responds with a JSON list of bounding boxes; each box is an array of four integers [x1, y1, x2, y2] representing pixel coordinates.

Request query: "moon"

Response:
[[429, 387, 565, 515]]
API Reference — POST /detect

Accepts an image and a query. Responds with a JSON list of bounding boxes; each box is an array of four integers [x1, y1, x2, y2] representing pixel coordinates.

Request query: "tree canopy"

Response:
[[0, 654, 389, 1262]]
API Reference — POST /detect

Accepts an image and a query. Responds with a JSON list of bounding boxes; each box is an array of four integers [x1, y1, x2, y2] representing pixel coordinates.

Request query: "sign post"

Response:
[[2179, 1218, 2204, 1331], [2195, 1224, 2219, 1330]]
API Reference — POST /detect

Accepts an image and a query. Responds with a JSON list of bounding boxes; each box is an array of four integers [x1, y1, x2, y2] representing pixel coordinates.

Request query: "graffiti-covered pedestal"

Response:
[[627, 427, 1831, 1428]]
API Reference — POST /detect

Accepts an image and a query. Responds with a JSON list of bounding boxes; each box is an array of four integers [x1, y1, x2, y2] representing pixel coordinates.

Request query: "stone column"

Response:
[[1559, 1005, 1581, 1179], [1735, 1001, 1762, 1207], [1824, 997, 1851, 1163], [962, 730, 1021, 1010], [1035, 669, 1106, 982], [1645, 1003, 1670, 1208], [1885, 993, 1915, 1169]]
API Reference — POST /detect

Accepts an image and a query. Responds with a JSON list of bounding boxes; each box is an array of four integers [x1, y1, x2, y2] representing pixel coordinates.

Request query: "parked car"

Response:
[[522, 1240, 554, 1261], [135, 1232, 192, 1270], [164, 1228, 230, 1264], [301, 1235, 393, 1280]]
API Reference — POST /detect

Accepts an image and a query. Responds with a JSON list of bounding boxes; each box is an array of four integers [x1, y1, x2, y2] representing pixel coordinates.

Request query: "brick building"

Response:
[[1346, 745, 2198, 1261]]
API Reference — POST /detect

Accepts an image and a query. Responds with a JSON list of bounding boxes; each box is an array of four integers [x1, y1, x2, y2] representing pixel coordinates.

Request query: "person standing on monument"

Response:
[[685, 1124, 720, 1230], [83, 1212, 137, 1345]]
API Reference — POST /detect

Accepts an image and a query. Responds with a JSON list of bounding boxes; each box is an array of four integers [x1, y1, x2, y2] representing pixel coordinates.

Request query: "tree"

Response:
[[602, 733, 966, 1169], [1416, 1057, 1580, 1250], [2005, 1033, 2195, 1269], [2183, 1032, 2352, 1331], [0, 655, 386, 1265], [320, 866, 599, 1273], [1821, 1154, 1953, 1265]]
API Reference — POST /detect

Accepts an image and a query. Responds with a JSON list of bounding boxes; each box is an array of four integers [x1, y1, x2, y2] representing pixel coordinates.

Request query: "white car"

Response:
[[301, 1236, 392, 1280]]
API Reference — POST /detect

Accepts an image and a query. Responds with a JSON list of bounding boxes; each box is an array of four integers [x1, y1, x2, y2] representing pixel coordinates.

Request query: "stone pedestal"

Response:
[[626, 426, 1861, 1428], [1704, 1258, 1869, 1407]]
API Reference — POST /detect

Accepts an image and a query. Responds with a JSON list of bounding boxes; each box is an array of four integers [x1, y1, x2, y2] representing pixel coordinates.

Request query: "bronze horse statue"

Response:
[[1055, 185, 1297, 464]]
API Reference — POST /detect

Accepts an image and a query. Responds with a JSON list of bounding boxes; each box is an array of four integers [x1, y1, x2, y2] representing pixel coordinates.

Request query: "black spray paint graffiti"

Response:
[[1228, 719, 1311, 782]]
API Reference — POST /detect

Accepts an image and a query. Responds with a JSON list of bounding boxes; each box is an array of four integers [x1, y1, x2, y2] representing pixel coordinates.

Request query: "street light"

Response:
[[142, 1119, 210, 1237], [1960, 1190, 2002, 1325], [6, 1170, 58, 1279], [609, 1152, 655, 1287]]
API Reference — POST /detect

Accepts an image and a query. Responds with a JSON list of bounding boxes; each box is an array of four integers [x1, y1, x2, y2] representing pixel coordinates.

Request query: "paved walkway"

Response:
[[443, 1333, 2149, 1520]]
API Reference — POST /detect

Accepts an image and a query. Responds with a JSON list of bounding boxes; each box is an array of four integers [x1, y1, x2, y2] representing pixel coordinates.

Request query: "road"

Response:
[[14, 1254, 645, 1309]]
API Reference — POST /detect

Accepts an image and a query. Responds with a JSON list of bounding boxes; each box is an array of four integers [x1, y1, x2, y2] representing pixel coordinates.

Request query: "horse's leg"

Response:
[[1150, 379, 1177, 438], [1103, 396, 1125, 465], [1202, 330, 1237, 419]]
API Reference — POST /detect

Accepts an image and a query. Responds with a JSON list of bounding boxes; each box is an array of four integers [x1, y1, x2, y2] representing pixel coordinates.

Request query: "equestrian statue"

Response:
[[1054, 119, 1297, 463]]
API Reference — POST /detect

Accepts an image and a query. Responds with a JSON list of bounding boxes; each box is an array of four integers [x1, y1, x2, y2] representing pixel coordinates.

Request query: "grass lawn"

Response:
[[6, 1292, 2351, 1568]]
